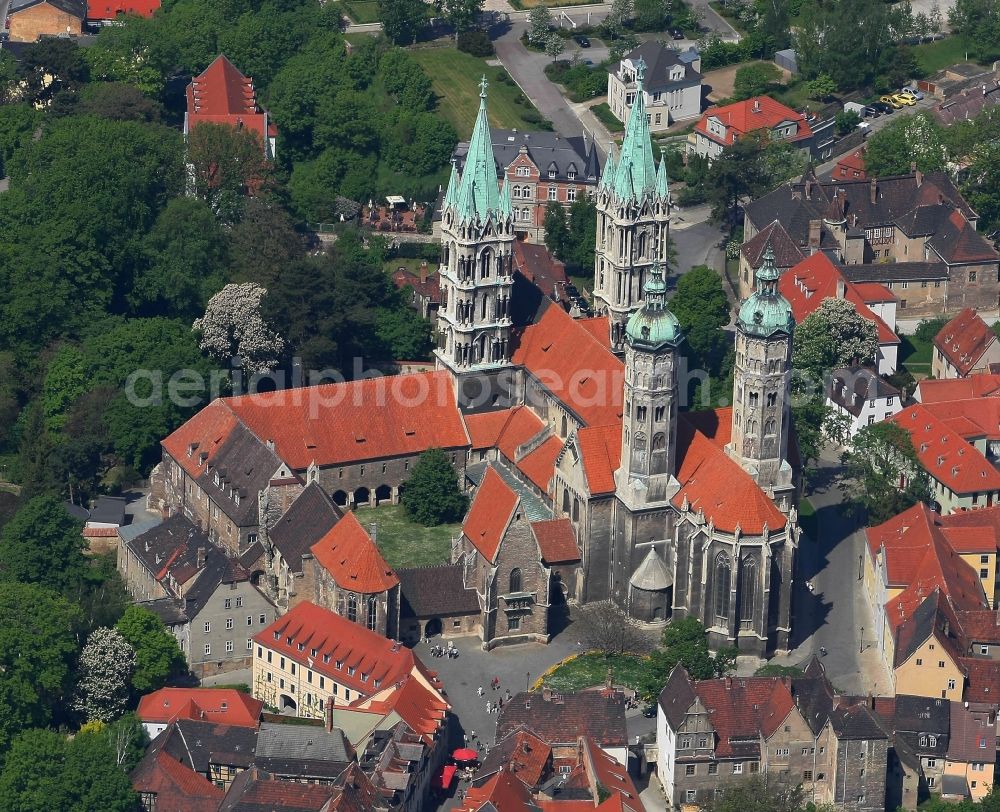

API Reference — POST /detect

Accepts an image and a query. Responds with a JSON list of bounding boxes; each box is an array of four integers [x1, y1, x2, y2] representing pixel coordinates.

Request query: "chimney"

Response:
[[419, 260, 429, 283], [915, 167, 923, 187], [808, 219, 822, 249], [805, 178, 812, 199], [753, 98, 761, 113], [868, 693, 875, 709], [543, 687, 552, 702], [910, 161, 917, 174], [266, 439, 275, 452], [870, 178, 877, 205], [196, 546, 206, 569], [836, 278, 846, 299], [369, 523, 378, 542], [325, 700, 335, 732]]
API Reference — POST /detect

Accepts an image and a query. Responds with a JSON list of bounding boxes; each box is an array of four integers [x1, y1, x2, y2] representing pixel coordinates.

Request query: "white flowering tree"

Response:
[[74, 627, 136, 723], [193, 283, 284, 374]]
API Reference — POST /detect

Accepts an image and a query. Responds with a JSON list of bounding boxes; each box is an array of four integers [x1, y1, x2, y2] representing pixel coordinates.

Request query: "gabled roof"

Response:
[[130, 748, 224, 812], [225, 370, 470, 469], [462, 465, 519, 562], [891, 405, 1000, 494], [464, 406, 540, 452], [575, 424, 622, 496], [696, 96, 813, 147], [917, 373, 1000, 403], [157, 719, 259, 773], [310, 511, 399, 595], [576, 316, 613, 350], [514, 242, 571, 306], [254, 723, 352, 780], [512, 301, 624, 428], [530, 518, 581, 564], [892, 590, 966, 667], [828, 366, 900, 418], [960, 657, 1000, 703], [496, 690, 627, 748], [453, 128, 599, 186], [673, 409, 786, 535], [358, 673, 451, 743], [458, 769, 537, 812], [138, 688, 262, 728], [740, 220, 805, 270], [267, 482, 341, 575], [86, 0, 159, 20], [475, 728, 552, 788], [516, 435, 563, 493], [219, 768, 341, 812], [397, 563, 480, 618], [928, 209, 998, 264], [253, 602, 418, 698], [687, 676, 795, 757], [162, 398, 241, 479], [934, 308, 998, 376], [658, 665, 697, 728]]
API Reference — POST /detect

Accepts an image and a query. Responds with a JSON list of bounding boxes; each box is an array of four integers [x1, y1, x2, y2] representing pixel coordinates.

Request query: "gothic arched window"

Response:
[[347, 594, 358, 623], [652, 433, 666, 451], [561, 415, 568, 437], [739, 559, 757, 621], [366, 597, 378, 631], [714, 555, 731, 621], [480, 250, 491, 279], [764, 418, 777, 436], [563, 489, 571, 514], [572, 498, 580, 522], [509, 568, 522, 593]]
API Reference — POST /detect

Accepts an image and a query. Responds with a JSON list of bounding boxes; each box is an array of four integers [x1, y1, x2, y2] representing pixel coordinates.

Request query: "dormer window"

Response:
[[213, 472, 220, 486], [234, 492, 240, 505], [548, 169, 556, 179], [323, 653, 331, 663], [567, 165, 577, 180]]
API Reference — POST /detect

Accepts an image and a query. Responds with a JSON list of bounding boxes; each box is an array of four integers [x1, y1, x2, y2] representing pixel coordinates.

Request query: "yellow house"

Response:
[[891, 593, 967, 702], [943, 702, 996, 801]]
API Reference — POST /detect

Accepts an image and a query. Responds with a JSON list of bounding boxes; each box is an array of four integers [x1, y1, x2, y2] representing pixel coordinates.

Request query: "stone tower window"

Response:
[[347, 594, 358, 623], [366, 597, 377, 631], [636, 405, 647, 421], [714, 555, 731, 621], [654, 405, 665, 421], [767, 392, 777, 407], [509, 568, 522, 593]]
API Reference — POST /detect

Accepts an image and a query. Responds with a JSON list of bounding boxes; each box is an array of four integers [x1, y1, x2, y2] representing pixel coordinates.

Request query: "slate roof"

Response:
[[530, 518, 580, 564], [11, 0, 85, 16], [130, 748, 224, 812], [947, 702, 996, 762], [934, 81, 1000, 126], [496, 690, 627, 748], [934, 308, 998, 376], [657, 665, 697, 729], [741, 220, 805, 270], [254, 723, 352, 780], [839, 261, 949, 282], [157, 719, 259, 773], [89, 495, 127, 524], [310, 511, 399, 594], [928, 209, 999, 264], [267, 482, 340, 575], [828, 367, 900, 417], [197, 421, 283, 528], [453, 128, 601, 184], [138, 688, 263, 729], [616, 41, 702, 90], [397, 563, 480, 618], [219, 768, 341, 812]]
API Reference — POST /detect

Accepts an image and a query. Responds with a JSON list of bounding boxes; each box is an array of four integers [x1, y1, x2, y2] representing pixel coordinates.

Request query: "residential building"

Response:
[[251, 601, 446, 718], [835, 147, 868, 181], [7, 0, 84, 42], [86, 0, 158, 23], [607, 43, 702, 133], [184, 55, 277, 160], [778, 251, 900, 374], [391, 263, 440, 321], [933, 75, 1000, 126], [915, 372, 1000, 402], [871, 695, 951, 804], [944, 700, 996, 801], [117, 515, 277, 677], [446, 121, 601, 244], [219, 764, 379, 811], [137, 688, 262, 739], [744, 167, 1000, 318], [827, 367, 902, 440], [656, 660, 888, 811], [131, 746, 225, 812], [496, 688, 628, 765], [145, 719, 259, 790], [254, 721, 353, 784], [689, 95, 815, 161], [932, 308, 1000, 379]]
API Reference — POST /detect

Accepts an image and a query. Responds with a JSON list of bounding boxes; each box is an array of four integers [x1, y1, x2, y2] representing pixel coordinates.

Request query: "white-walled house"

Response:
[[608, 42, 702, 133], [826, 367, 902, 440]]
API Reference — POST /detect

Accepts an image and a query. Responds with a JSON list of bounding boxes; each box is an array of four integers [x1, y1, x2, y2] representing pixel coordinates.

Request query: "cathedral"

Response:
[[435, 64, 800, 656], [154, 62, 800, 659]]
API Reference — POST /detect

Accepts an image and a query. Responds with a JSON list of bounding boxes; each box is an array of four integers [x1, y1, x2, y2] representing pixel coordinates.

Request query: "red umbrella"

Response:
[[452, 748, 478, 762]]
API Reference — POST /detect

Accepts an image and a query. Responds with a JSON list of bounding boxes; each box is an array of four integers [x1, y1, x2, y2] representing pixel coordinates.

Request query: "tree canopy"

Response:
[[402, 448, 469, 526], [115, 606, 186, 695], [637, 617, 738, 699]]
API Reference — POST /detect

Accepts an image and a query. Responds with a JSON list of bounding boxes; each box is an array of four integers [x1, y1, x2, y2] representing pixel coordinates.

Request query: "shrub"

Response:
[[457, 30, 494, 57]]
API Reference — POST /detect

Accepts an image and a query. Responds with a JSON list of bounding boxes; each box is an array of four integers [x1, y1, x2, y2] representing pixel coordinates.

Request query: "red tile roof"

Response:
[[941, 525, 997, 554], [960, 657, 1000, 703], [582, 737, 643, 811], [513, 242, 571, 304], [457, 770, 535, 812], [576, 316, 613, 350], [310, 511, 399, 594], [934, 308, 998, 377], [87, 0, 159, 19], [695, 96, 813, 147], [186, 55, 275, 144], [780, 253, 898, 345], [923, 397, 1000, 441], [349, 672, 450, 745], [918, 374, 1000, 403], [462, 466, 519, 562], [225, 370, 470, 469], [512, 302, 624, 428], [253, 602, 418, 697], [576, 424, 622, 496], [691, 677, 795, 757], [835, 148, 868, 180], [130, 749, 224, 812], [391, 266, 439, 303], [891, 405, 1000, 495], [673, 409, 786, 534], [465, 406, 546, 460], [137, 688, 262, 728], [161, 398, 240, 478], [956, 609, 1000, 643], [853, 282, 896, 304], [516, 435, 564, 493], [531, 518, 581, 563]]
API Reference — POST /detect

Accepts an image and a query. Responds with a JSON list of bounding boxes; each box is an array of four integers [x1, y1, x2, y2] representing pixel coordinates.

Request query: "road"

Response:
[[768, 448, 892, 695]]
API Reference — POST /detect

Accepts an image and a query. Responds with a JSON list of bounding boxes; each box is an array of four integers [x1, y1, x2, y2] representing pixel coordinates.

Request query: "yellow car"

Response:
[[880, 94, 902, 109], [892, 93, 916, 106], [897, 89, 919, 102]]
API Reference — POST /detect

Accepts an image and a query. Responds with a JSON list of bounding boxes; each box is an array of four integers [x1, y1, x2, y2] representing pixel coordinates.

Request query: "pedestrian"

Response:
[[498, 697, 503, 710], [470, 730, 476, 741], [478, 686, 484, 697], [505, 689, 511, 701], [486, 700, 492, 714]]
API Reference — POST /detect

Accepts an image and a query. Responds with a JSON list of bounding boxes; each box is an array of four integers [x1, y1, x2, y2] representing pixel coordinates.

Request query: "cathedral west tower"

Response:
[[592, 58, 672, 354]]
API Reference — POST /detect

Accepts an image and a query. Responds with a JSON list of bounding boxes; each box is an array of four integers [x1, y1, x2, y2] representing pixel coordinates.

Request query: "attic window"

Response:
[[273, 631, 280, 640], [323, 654, 331, 664], [404, 427, 416, 436], [355, 434, 366, 443], [541, 341, 553, 351], [311, 648, 318, 657], [297, 643, 305, 651], [220, 702, 228, 710]]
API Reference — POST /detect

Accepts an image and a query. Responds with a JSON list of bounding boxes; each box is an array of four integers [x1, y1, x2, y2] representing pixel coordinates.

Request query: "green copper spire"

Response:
[[453, 76, 508, 223], [443, 158, 459, 209], [625, 261, 682, 348], [499, 176, 511, 212], [612, 58, 658, 203], [737, 243, 794, 337], [599, 142, 617, 191], [655, 148, 669, 200]]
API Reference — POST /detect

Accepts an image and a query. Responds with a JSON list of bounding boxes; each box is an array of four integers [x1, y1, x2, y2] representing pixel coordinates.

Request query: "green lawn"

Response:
[[510, 0, 601, 7], [592, 102, 623, 132], [899, 334, 933, 377], [340, 0, 380, 24], [534, 652, 650, 693], [410, 48, 546, 138], [353, 503, 459, 569], [913, 36, 980, 75]]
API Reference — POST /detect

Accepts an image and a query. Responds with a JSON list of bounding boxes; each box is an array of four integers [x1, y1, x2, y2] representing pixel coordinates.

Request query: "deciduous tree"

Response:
[[402, 448, 468, 526], [840, 421, 931, 522], [115, 605, 185, 695], [705, 776, 808, 812], [792, 297, 878, 382], [73, 628, 136, 723], [575, 602, 649, 656], [380, 0, 426, 44], [528, 4, 552, 43], [193, 283, 285, 374], [733, 62, 781, 99], [186, 122, 273, 225], [0, 495, 88, 593]]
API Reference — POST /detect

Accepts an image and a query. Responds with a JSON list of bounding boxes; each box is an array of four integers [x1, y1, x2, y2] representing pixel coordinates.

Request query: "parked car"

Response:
[[892, 93, 916, 106], [574, 35, 590, 47], [863, 105, 880, 118], [671, 28, 685, 39], [643, 705, 658, 718], [880, 94, 902, 109], [872, 101, 894, 114], [900, 86, 924, 100]]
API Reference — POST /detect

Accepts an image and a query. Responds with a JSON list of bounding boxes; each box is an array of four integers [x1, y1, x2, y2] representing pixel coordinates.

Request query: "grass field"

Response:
[[353, 503, 459, 569], [592, 102, 622, 132], [340, 0, 379, 23], [899, 333, 933, 378], [913, 36, 980, 75], [411, 48, 545, 138], [534, 652, 650, 693]]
